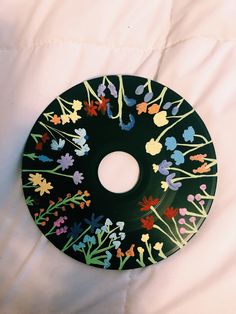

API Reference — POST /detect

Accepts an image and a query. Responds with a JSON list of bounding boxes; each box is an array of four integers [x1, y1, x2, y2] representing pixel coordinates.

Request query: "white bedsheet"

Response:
[[0, 1, 236, 313]]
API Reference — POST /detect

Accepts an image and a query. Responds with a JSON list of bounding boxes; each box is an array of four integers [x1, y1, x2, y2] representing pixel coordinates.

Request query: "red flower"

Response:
[[95, 96, 110, 114], [84, 100, 98, 116], [35, 142, 43, 150], [138, 196, 159, 211], [140, 215, 155, 230], [163, 207, 178, 220], [41, 133, 50, 143]]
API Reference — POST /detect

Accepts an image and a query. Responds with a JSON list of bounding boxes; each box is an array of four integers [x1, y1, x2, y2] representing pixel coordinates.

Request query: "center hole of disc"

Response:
[[98, 151, 140, 193]]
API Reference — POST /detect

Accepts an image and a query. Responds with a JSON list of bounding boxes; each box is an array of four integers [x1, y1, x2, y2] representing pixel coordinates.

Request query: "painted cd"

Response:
[[22, 75, 217, 270]]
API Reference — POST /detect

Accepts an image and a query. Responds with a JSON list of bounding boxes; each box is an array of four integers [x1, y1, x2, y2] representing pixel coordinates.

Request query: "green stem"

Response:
[[168, 167, 193, 177], [145, 241, 156, 264], [172, 218, 187, 244], [90, 227, 119, 256], [84, 81, 100, 102], [119, 256, 130, 270], [136, 253, 145, 267], [148, 86, 168, 106], [183, 140, 212, 156], [22, 168, 73, 179], [194, 134, 209, 143], [173, 173, 217, 182], [153, 225, 183, 248], [62, 226, 91, 252], [177, 143, 200, 147], [158, 249, 167, 259], [190, 200, 205, 215], [45, 225, 56, 237], [110, 75, 124, 120], [147, 79, 152, 93]]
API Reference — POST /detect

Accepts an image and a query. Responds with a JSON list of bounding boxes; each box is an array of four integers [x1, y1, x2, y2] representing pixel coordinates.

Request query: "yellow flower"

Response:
[[69, 111, 81, 123], [145, 139, 163, 156], [35, 179, 53, 196], [72, 100, 82, 111], [60, 114, 70, 124], [153, 242, 163, 251], [152, 164, 159, 173], [141, 234, 149, 243], [137, 247, 144, 254], [28, 173, 44, 186], [153, 111, 169, 127], [161, 181, 168, 192]]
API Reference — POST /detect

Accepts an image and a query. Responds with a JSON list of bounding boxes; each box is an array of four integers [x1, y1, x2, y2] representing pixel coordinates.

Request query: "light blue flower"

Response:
[[105, 218, 113, 226], [103, 258, 111, 269], [51, 138, 65, 151], [106, 103, 113, 118], [95, 228, 101, 234], [124, 95, 136, 107], [119, 232, 126, 240], [75, 144, 90, 156], [165, 137, 177, 151], [171, 106, 179, 115], [135, 85, 144, 95], [166, 173, 182, 191], [163, 102, 172, 110], [73, 242, 85, 251], [38, 155, 53, 162], [109, 232, 117, 240], [83, 235, 96, 245], [119, 114, 135, 131], [105, 250, 112, 261], [182, 126, 195, 142], [171, 150, 185, 165], [144, 92, 153, 102], [116, 221, 124, 231], [113, 240, 121, 249]]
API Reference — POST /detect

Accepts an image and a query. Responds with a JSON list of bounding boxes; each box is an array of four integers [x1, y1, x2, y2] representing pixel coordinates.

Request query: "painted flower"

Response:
[[190, 154, 207, 163], [83, 235, 96, 245], [161, 181, 169, 191], [171, 150, 185, 165], [73, 171, 84, 184], [145, 139, 162, 155], [28, 173, 43, 185], [104, 259, 111, 269], [140, 215, 155, 230], [113, 240, 121, 249], [54, 216, 68, 227], [56, 226, 68, 235], [135, 85, 144, 95], [72, 100, 82, 111], [95, 96, 110, 113], [189, 217, 196, 223], [163, 207, 178, 220], [179, 208, 187, 216], [153, 111, 169, 127], [166, 173, 182, 191], [38, 155, 53, 162], [60, 114, 70, 124], [187, 194, 195, 202], [180, 227, 186, 234], [34, 179, 53, 196], [137, 247, 144, 254], [165, 137, 177, 151], [106, 103, 114, 118], [108, 83, 118, 98], [74, 143, 90, 156], [73, 242, 86, 251], [144, 92, 153, 102], [116, 248, 124, 258], [182, 126, 195, 142], [141, 234, 149, 242], [178, 218, 186, 224], [125, 244, 135, 257], [116, 221, 124, 231], [193, 163, 211, 174], [57, 153, 74, 171], [171, 106, 179, 115], [69, 111, 81, 123], [67, 222, 83, 239], [200, 184, 207, 191], [152, 164, 159, 173], [84, 100, 98, 116], [97, 83, 106, 97], [158, 160, 172, 175], [138, 196, 159, 211], [148, 103, 160, 114], [153, 242, 163, 251], [35, 142, 43, 150], [50, 114, 61, 125], [51, 138, 65, 151], [41, 133, 50, 143], [124, 95, 137, 107], [163, 102, 172, 110], [136, 102, 148, 115], [84, 213, 104, 233], [119, 114, 135, 131]]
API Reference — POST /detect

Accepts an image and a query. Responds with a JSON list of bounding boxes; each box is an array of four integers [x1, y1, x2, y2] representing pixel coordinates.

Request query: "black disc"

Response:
[[22, 75, 217, 270]]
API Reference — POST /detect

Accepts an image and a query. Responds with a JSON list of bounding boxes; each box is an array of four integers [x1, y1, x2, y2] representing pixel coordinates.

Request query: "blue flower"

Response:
[[108, 83, 118, 98], [171, 150, 185, 165], [166, 173, 182, 191], [171, 106, 179, 115], [38, 155, 53, 162], [105, 250, 112, 261], [163, 102, 172, 110], [104, 258, 111, 269], [165, 137, 177, 151], [113, 240, 121, 249], [124, 95, 136, 107], [51, 138, 65, 151], [67, 222, 83, 239], [119, 114, 135, 131], [73, 242, 85, 251], [74, 143, 90, 156], [182, 126, 195, 142], [116, 221, 124, 231], [158, 160, 172, 175], [144, 92, 153, 102], [84, 213, 104, 233], [135, 85, 144, 95], [83, 235, 96, 245]]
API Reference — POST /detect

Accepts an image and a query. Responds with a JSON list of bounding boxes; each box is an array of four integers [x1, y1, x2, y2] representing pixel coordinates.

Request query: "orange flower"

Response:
[[54, 211, 58, 216], [61, 207, 66, 212], [58, 197, 63, 201], [190, 154, 207, 163], [34, 213, 39, 217], [125, 244, 135, 257], [116, 248, 124, 258], [86, 200, 91, 207], [50, 114, 61, 125], [80, 202, 85, 209], [77, 190, 83, 195], [193, 163, 211, 174], [84, 190, 90, 197], [136, 102, 148, 115], [39, 208, 44, 213], [66, 193, 72, 198], [49, 200, 55, 205], [69, 203, 75, 209], [148, 104, 160, 114], [41, 221, 46, 226]]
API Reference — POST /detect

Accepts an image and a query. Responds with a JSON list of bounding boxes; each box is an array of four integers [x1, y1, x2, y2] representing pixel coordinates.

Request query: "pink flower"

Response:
[[180, 227, 186, 234], [54, 216, 68, 227], [199, 200, 205, 206], [178, 218, 186, 225], [195, 194, 201, 201], [189, 217, 196, 223], [179, 208, 187, 216], [187, 194, 194, 202], [56, 226, 68, 235], [200, 184, 206, 191]]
